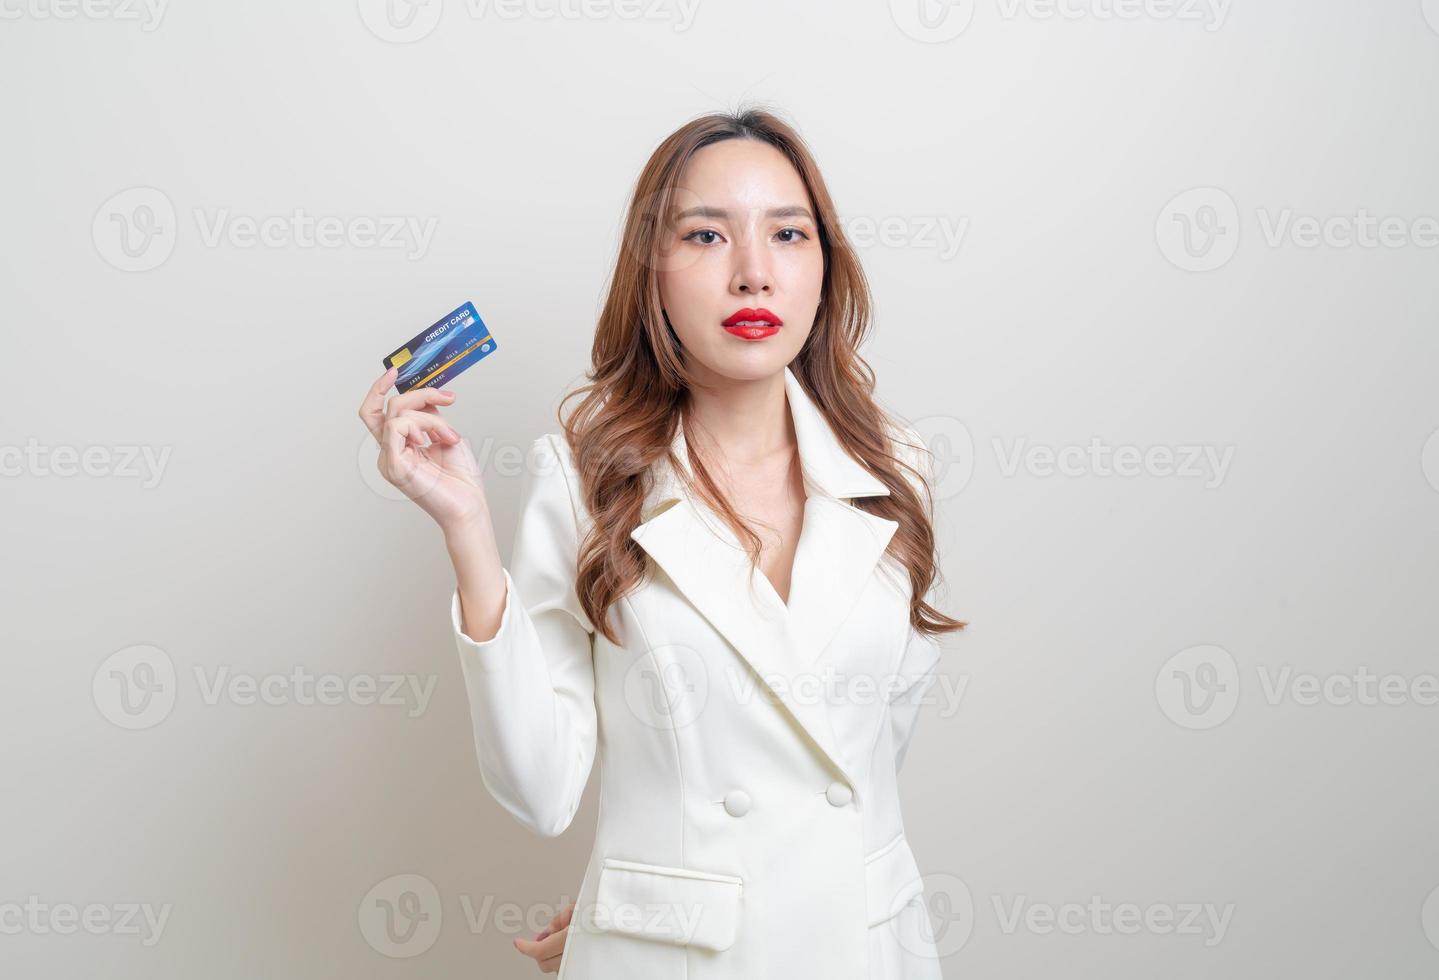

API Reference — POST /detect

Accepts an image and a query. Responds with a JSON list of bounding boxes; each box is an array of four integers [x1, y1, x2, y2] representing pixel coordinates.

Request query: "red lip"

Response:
[[722, 308, 783, 327]]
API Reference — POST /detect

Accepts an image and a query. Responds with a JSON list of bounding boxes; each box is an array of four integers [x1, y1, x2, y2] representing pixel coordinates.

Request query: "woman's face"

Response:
[[656, 138, 824, 384]]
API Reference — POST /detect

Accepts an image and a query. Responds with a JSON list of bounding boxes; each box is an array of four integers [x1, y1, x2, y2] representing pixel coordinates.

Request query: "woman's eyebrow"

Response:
[[673, 205, 815, 221]]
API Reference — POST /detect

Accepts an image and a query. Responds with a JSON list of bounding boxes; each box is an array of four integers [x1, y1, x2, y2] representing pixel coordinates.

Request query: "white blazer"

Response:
[[450, 365, 947, 980]]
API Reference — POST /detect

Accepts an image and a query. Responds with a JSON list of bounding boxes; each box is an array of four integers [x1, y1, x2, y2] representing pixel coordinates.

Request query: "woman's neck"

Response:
[[682, 367, 795, 468]]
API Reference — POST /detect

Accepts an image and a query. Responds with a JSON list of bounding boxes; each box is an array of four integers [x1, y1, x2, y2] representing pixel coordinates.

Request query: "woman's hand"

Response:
[[358, 367, 489, 534], [513, 901, 575, 973]]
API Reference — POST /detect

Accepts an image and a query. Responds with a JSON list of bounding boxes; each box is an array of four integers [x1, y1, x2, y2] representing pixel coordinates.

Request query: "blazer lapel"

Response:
[[628, 366, 899, 793]]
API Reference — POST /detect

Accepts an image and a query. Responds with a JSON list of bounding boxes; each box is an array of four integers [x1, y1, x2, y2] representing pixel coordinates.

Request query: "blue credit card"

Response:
[[382, 301, 498, 393]]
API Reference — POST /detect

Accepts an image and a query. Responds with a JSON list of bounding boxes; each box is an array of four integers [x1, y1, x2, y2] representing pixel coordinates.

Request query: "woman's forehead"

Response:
[[676, 140, 810, 210]]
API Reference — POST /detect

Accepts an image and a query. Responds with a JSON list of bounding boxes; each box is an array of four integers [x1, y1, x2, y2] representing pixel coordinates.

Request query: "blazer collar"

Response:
[[627, 364, 900, 803], [639, 364, 890, 521]]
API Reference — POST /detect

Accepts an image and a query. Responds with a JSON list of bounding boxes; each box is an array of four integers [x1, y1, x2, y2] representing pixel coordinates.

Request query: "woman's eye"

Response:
[[682, 227, 809, 246]]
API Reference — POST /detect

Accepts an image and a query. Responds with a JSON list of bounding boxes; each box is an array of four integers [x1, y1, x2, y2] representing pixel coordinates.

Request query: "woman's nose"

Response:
[[731, 236, 774, 294]]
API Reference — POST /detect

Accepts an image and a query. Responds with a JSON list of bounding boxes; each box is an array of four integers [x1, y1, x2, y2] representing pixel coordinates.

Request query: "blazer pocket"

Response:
[[864, 832, 925, 927], [592, 857, 744, 952]]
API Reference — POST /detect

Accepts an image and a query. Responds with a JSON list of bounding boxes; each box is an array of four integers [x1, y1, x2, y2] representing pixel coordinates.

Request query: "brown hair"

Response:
[[557, 105, 967, 645]]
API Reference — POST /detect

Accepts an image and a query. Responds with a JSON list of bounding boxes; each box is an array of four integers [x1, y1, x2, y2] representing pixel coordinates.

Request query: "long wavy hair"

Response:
[[556, 105, 967, 645]]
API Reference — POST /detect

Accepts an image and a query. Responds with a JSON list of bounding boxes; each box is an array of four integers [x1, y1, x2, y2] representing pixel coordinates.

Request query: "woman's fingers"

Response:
[[360, 371, 457, 449], [357, 367, 398, 441], [513, 926, 567, 968], [384, 385, 457, 420], [514, 901, 574, 972], [378, 416, 420, 485], [538, 901, 573, 938], [393, 409, 461, 445], [381, 411, 458, 460], [378, 415, 452, 493]]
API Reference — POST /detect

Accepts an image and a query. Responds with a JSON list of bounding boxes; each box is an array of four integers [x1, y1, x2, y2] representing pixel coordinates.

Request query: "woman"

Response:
[[358, 107, 966, 979]]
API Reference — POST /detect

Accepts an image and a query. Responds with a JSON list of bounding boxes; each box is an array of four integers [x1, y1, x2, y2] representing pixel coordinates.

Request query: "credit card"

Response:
[[382, 301, 498, 393]]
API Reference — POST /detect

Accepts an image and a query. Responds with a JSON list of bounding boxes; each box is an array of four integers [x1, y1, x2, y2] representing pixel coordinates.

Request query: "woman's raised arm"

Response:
[[447, 434, 599, 838]]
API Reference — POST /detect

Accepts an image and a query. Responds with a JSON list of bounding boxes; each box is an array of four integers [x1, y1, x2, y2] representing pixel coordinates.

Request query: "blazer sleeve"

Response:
[[886, 420, 946, 774], [449, 433, 598, 838], [889, 626, 943, 773]]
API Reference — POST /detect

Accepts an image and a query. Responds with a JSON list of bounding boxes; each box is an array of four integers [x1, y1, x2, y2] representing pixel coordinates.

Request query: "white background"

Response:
[[3, 0, 1439, 976]]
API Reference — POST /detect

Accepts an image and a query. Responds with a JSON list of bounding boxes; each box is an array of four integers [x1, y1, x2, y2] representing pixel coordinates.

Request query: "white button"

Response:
[[825, 782, 852, 807], [723, 790, 751, 817]]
